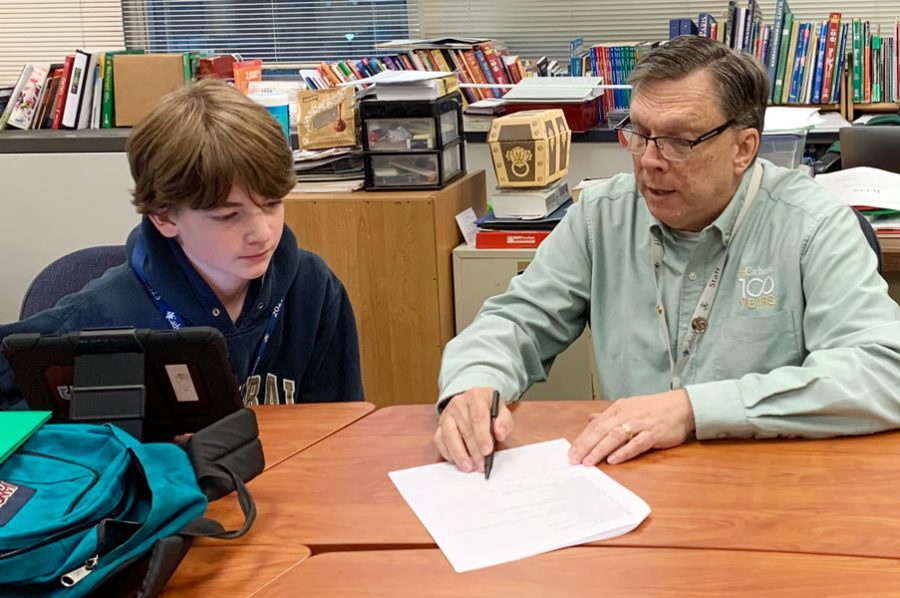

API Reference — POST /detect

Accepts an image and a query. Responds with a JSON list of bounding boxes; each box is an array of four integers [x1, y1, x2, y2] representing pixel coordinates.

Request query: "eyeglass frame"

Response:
[[614, 115, 737, 161]]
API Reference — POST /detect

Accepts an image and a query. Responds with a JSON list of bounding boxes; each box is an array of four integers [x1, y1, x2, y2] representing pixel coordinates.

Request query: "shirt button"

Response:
[[688, 272, 698, 281], [212, 308, 221, 316], [257, 303, 265, 310]]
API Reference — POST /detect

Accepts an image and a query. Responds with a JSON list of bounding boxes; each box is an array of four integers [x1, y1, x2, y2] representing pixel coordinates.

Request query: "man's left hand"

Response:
[[568, 389, 696, 466]]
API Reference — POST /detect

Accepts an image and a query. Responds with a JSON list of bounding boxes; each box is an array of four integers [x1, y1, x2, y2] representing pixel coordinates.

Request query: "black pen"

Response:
[[484, 390, 500, 480]]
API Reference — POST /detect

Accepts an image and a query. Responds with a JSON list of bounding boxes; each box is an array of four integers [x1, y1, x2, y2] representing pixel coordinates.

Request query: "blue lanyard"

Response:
[[130, 238, 285, 378]]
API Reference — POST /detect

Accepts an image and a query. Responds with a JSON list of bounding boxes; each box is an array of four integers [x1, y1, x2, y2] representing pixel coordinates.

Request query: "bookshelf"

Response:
[[282, 171, 487, 408]]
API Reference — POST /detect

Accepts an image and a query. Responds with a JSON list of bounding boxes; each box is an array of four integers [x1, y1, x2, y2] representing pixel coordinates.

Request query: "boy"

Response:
[[0, 79, 363, 409]]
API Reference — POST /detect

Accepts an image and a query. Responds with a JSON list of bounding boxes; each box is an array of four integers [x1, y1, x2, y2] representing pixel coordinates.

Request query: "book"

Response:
[[5, 65, 50, 130], [767, 0, 790, 102], [491, 181, 570, 219], [51, 55, 74, 129], [820, 12, 842, 104], [475, 230, 552, 249], [233, 59, 264, 94], [0, 411, 51, 465], [476, 198, 572, 231]]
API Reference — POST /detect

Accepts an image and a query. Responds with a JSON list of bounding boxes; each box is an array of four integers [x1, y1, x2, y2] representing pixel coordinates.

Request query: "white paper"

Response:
[[815, 167, 900, 211], [455, 207, 478, 246], [338, 69, 453, 86], [388, 439, 651, 572], [764, 106, 824, 133]]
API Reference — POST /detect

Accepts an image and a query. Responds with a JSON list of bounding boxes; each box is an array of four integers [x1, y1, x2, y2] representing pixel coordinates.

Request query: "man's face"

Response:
[[152, 184, 285, 297], [630, 69, 748, 232]]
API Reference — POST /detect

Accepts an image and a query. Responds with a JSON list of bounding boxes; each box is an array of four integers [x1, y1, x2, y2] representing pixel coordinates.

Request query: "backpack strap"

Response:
[[180, 462, 257, 540]]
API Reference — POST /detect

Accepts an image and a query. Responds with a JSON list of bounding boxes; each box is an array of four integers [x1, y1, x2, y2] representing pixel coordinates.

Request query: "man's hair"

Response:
[[127, 78, 295, 214], [628, 36, 768, 133]]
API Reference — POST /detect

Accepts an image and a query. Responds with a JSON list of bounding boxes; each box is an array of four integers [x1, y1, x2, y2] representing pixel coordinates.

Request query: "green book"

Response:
[[851, 18, 862, 103], [0, 411, 51, 465], [772, 11, 794, 104]]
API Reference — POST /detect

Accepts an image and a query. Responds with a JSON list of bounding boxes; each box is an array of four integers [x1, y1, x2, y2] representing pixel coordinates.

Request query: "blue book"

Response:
[[788, 23, 810, 103], [679, 19, 698, 36], [811, 21, 829, 104], [831, 22, 849, 103], [669, 19, 681, 40]]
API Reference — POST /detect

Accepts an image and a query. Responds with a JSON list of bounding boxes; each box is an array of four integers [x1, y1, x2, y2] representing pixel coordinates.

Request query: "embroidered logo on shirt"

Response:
[[0, 480, 36, 526], [738, 266, 777, 309]]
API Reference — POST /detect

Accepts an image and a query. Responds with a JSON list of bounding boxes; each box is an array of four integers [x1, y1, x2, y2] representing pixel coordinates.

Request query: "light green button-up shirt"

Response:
[[439, 159, 900, 440]]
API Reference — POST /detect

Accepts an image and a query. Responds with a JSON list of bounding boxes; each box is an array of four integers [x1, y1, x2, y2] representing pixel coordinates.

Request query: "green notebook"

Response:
[[0, 411, 51, 465]]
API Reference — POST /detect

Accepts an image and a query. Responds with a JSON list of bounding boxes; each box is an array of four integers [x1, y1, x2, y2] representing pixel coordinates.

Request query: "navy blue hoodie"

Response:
[[0, 217, 363, 410]]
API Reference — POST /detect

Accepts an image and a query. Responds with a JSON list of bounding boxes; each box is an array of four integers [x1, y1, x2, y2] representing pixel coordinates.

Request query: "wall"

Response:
[[0, 145, 896, 323], [0, 153, 140, 323]]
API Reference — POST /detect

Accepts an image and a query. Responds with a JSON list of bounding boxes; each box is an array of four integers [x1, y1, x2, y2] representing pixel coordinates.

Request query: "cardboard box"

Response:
[[113, 54, 186, 126], [487, 109, 571, 188], [297, 87, 357, 150]]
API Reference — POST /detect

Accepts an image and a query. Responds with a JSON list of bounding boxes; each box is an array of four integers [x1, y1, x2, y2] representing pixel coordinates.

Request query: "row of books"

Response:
[[0, 51, 260, 132], [726, 0, 900, 106], [299, 39, 526, 108]]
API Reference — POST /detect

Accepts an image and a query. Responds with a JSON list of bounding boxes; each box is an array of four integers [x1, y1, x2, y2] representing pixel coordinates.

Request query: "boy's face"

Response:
[[149, 184, 285, 297]]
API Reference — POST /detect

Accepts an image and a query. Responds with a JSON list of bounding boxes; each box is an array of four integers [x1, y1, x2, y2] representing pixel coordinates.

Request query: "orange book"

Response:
[[233, 59, 262, 94], [463, 49, 489, 100], [477, 42, 511, 86]]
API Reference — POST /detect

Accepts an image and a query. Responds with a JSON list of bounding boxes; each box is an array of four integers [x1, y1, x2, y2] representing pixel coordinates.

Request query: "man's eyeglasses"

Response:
[[614, 116, 736, 161]]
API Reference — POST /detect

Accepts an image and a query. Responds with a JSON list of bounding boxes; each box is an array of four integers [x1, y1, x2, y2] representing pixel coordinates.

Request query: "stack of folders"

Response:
[[293, 147, 365, 193]]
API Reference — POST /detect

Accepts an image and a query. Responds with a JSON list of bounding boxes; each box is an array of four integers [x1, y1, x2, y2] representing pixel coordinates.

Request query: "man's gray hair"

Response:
[[628, 36, 768, 133]]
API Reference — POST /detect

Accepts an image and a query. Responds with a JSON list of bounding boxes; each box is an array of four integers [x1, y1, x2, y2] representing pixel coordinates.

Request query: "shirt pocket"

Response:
[[712, 310, 802, 380]]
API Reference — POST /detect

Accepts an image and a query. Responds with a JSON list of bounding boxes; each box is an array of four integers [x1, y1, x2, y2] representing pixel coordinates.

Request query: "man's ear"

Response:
[[148, 209, 180, 239], [734, 127, 760, 175]]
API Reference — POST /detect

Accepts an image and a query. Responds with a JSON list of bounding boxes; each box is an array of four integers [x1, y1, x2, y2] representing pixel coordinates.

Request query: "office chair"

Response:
[[19, 245, 127, 319], [852, 208, 883, 275]]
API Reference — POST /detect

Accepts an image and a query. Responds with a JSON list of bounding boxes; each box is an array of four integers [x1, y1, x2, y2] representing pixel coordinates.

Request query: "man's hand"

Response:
[[568, 389, 695, 466], [434, 387, 514, 473]]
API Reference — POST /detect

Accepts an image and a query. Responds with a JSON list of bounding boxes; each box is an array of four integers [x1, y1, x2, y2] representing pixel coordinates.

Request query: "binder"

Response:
[[0, 411, 51, 465]]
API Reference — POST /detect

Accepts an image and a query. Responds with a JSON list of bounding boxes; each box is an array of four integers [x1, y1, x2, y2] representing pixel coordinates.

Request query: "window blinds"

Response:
[[1, 0, 898, 86]]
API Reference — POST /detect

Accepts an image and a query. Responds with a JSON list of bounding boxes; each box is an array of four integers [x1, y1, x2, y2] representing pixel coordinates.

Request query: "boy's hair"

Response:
[[127, 78, 295, 214]]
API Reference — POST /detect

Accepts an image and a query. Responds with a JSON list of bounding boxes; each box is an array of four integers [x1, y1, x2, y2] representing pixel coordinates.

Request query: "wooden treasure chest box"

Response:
[[487, 109, 571, 188]]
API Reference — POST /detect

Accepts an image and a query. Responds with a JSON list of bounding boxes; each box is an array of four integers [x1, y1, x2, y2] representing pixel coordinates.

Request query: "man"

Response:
[[434, 36, 900, 473]]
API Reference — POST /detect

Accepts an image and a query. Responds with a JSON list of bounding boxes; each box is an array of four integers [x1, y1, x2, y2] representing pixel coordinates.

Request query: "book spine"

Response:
[[863, 22, 871, 102], [479, 43, 511, 88], [831, 22, 849, 103], [724, 0, 737, 48], [811, 21, 829, 104], [872, 35, 882, 102], [463, 50, 488, 100], [766, 0, 786, 100], [473, 47, 501, 99], [100, 53, 116, 128], [51, 56, 74, 129], [851, 18, 862, 102], [698, 13, 709, 38], [788, 23, 808, 103], [475, 230, 551, 249], [820, 13, 842, 104]]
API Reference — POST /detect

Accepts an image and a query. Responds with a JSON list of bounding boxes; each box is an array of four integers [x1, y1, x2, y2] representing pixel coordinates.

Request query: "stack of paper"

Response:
[[502, 77, 603, 104], [389, 438, 650, 572], [815, 167, 900, 233]]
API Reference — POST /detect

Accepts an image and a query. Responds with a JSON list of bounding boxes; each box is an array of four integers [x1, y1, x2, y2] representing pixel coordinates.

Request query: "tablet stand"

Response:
[[69, 329, 147, 440]]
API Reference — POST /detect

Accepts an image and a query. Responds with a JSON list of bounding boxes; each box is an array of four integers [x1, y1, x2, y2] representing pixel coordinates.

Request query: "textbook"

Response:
[[491, 180, 571, 219], [0, 411, 51, 465]]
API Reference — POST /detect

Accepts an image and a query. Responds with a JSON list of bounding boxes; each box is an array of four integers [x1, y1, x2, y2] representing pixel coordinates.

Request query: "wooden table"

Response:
[[162, 544, 310, 597], [165, 402, 373, 593], [256, 547, 900, 597], [251, 403, 375, 470], [214, 402, 900, 559]]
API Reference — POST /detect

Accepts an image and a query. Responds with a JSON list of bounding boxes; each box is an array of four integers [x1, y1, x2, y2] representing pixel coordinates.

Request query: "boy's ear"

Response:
[[148, 209, 180, 239]]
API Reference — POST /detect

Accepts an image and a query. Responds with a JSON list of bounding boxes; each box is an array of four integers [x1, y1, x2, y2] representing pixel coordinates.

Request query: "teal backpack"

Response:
[[0, 413, 260, 597]]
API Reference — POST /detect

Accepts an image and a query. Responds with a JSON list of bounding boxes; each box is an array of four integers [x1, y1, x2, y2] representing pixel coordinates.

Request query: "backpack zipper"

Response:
[[0, 492, 128, 560], [60, 554, 98, 587]]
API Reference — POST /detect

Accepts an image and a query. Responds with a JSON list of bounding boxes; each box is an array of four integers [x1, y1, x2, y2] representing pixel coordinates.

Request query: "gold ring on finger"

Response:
[[620, 422, 634, 441]]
